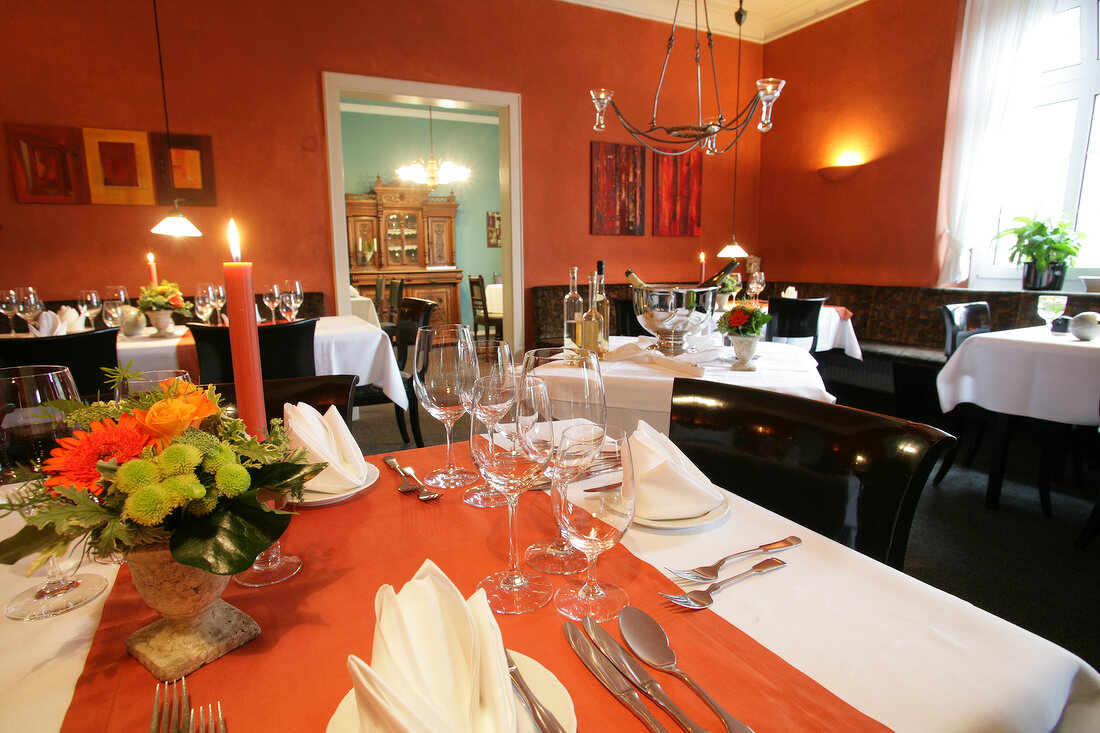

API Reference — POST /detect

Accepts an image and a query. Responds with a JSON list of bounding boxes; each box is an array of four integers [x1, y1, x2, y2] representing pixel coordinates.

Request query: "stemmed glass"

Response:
[[413, 324, 479, 489], [1, 365, 109, 620], [262, 282, 281, 323], [77, 290, 101, 330], [746, 272, 766, 305], [193, 288, 215, 325], [279, 280, 302, 322], [212, 284, 227, 325], [553, 425, 636, 621], [14, 287, 43, 330], [0, 290, 16, 333], [470, 375, 555, 613], [460, 339, 515, 507], [521, 347, 606, 575], [102, 285, 128, 329], [114, 369, 191, 401], [1037, 295, 1068, 328]]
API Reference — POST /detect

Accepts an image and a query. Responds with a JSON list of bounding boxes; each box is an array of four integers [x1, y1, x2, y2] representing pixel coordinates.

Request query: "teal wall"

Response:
[[340, 105, 502, 327]]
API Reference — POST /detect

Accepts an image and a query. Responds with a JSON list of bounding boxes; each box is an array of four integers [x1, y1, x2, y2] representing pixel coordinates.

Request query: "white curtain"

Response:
[[937, 0, 1051, 284]]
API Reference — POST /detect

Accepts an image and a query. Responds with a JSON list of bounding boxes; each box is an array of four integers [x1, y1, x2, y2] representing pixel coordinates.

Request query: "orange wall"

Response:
[[0, 0, 761, 335], [758, 0, 961, 286]]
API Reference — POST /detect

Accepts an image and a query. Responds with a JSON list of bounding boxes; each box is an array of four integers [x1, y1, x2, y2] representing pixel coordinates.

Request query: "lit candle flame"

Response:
[[228, 218, 241, 262], [146, 252, 155, 264], [699, 252, 705, 263]]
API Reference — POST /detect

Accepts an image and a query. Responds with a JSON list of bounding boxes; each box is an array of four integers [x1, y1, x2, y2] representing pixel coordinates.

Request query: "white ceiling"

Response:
[[557, 0, 870, 43]]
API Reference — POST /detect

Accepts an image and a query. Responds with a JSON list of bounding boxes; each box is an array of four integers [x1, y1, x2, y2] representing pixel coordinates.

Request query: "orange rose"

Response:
[[169, 294, 184, 307], [158, 378, 200, 396], [133, 393, 218, 446]]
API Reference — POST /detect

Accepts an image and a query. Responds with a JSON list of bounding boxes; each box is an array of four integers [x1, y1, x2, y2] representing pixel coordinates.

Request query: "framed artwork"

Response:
[[5, 124, 89, 204], [590, 141, 645, 235], [653, 147, 702, 236], [486, 211, 502, 247], [82, 127, 156, 205], [149, 133, 217, 206]]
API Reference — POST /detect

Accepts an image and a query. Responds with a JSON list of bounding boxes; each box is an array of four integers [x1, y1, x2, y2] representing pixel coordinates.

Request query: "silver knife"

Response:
[[506, 650, 566, 733], [563, 622, 669, 733], [582, 617, 708, 733]]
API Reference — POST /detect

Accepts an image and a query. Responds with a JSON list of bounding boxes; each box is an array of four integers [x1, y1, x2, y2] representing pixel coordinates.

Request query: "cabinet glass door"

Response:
[[385, 212, 420, 266]]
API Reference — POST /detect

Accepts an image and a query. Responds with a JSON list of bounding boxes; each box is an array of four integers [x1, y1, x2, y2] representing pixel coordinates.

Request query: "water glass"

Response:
[[262, 282, 281, 322], [459, 339, 514, 507], [77, 290, 101, 329], [14, 287, 43, 327], [278, 290, 302, 322], [0, 290, 16, 332], [413, 324, 479, 489], [114, 369, 191, 401], [1037, 295, 1067, 327], [212, 284, 226, 324]]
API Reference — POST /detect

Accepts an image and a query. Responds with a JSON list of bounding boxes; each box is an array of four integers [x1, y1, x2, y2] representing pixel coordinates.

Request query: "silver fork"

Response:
[[666, 536, 802, 583], [150, 677, 190, 733], [400, 466, 442, 502], [189, 702, 227, 733], [660, 558, 787, 609], [382, 456, 440, 501]]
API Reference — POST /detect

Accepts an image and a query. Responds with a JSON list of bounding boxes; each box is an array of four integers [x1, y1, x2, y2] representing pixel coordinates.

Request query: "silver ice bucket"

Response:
[[631, 284, 718, 355]]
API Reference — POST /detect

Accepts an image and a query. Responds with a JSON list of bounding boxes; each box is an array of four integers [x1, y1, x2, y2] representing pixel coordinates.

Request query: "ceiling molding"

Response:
[[556, 0, 870, 43], [339, 103, 500, 124]]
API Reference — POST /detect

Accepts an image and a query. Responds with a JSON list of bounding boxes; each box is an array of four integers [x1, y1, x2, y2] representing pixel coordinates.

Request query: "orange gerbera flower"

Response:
[[43, 415, 153, 495], [132, 392, 219, 447]]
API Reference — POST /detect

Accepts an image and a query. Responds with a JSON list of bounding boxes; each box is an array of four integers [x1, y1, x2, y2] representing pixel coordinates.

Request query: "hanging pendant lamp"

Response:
[[396, 106, 471, 189]]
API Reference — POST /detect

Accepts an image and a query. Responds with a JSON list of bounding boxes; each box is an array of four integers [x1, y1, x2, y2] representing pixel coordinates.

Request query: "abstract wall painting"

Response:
[[590, 141, 644, 235], [5, 124, 90, 204], [652, 147, 702, 236], [150, 132, 217, 206], [82, 127, 156, 205]]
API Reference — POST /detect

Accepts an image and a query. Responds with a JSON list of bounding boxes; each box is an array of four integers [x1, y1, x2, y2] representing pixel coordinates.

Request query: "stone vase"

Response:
[[727, 334, 760, 371], [125, 543, 260, 681], [146, 309, 175, 337]]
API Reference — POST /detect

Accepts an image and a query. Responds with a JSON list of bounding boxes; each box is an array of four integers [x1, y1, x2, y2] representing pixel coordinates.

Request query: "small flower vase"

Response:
[[125, 543, 260, 681], [727, 334, 760, 371], [146, 310, 175, 337]]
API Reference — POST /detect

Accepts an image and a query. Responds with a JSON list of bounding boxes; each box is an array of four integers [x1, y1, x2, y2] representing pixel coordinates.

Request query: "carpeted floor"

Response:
[[350, 395, 1100, 671]]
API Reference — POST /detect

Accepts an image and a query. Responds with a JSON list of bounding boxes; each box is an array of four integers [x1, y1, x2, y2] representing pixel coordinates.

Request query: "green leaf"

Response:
[[169, 490, 291, 574], [0, 524, 67, 565]]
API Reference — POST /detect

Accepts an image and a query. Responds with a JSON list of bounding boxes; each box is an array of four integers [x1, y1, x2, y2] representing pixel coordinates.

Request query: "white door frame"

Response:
[[321, 72, 524, 347]]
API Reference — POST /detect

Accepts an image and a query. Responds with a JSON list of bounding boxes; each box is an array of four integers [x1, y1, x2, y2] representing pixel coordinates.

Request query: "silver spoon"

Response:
[[619, 606, 755, 733], [659, 558, 786, 609], [666, 536, 801, 583]]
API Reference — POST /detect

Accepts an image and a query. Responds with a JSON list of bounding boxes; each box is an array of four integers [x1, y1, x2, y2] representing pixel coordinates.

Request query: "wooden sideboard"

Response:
[[346, 177, 460, 324]]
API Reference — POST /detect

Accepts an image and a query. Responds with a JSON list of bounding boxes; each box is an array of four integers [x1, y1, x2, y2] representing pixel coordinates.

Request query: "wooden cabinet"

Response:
[[346, 177, 461, 323]]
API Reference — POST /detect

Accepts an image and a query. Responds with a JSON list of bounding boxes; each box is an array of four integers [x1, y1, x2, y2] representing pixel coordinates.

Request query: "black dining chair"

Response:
[[764, 297, 827, 352], [668, 379, 956, 569], [469, 275, 503, 340], [186, 318, 318, 384], [354, 296, 437, 446], [379, 278, 404, 341], [212, 374, 359, 426], [0, 328, 119, 398], [610, 296, 648, 337], [939, 301, 991, 356]]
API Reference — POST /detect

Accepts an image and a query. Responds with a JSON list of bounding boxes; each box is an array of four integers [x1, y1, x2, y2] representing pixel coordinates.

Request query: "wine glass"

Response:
[[747, 272, 766, 304], [279, 280, 303, 322], [1037, 295, 1067, 328], [0, 290, 16, 333], [77, 290, 101, 330], [412, 324, 479, 489], [460, 339, 515, 507], [470, 375, 555, 614], [1, 365, 109, 620], [212, 284, 227, 325], [553, 425, 636, 621], [13, 287, 42, 330], [114, 369, 191, 401], [521, 347, 606, 575], [193, 289, 215, 325], [262, 282, 281, 323], [102, 285, 128, 329]]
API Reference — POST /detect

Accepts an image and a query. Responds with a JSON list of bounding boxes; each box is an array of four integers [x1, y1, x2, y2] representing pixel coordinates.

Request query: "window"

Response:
[[971, 0, 1100, 285]]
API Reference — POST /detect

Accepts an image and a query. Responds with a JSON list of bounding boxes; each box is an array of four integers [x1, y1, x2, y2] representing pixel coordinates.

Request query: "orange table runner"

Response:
[[825, 304, 854, 321], [60, 445, 890, 732]]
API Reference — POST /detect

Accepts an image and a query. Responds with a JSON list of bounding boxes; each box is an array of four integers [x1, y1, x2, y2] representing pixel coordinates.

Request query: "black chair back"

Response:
[[0, 328, 119, 398], [668, 379, 956, 569], [394, 297, 438, 370], [187, 318, 318, 384], [374, 275, 385, 312], [388, 279, 404, 318], [938, 301, 991, 356], [764, 297, 827, 352], [610, 297, 648, 337], [468, 275, 502, 339], [212, 374, 359, 426]]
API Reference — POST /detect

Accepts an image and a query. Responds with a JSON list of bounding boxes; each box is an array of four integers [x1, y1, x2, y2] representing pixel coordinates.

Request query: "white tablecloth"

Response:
[[714, 303, 862, 358], [556, 336, 835, 434], [937, 326, 1100, 426], [349, 295, 380, 328], [117, 316, 406, 409], [485, 283, 503, 317]]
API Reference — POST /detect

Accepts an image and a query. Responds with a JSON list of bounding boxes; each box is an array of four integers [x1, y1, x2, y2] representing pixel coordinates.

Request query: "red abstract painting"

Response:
[[652, 148, 702, 236], [590, 141, 645, 235]]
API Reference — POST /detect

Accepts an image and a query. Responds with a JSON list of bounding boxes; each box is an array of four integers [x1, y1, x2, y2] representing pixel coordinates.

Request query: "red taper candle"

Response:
[[147, 253, 158, 286], [698, 252, 705, 286], [223, 219, 266, 436]]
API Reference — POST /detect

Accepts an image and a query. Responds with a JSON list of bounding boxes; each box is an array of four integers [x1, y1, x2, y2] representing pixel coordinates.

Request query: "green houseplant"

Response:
[[995, 217, 1084, 291]]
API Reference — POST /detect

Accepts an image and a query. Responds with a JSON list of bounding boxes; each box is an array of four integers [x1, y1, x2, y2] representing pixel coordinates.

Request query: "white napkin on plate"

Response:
[[346, 559, 517, 733], [603, 340, 704, 377], [285, 402, 369, 493], [629, 420, 724, 521], [29, 311, 63, 337], [781, 286, 798, 298]]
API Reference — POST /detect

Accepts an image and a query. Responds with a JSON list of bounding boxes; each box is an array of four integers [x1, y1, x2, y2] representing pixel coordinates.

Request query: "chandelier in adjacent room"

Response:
[[396, 106, 471, 189]]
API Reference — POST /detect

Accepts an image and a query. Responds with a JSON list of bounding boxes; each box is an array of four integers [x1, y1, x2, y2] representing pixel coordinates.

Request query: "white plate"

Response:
[[325, 650, 576, 733], [632, 492, 731, 530], [296, 463, 380, 507]]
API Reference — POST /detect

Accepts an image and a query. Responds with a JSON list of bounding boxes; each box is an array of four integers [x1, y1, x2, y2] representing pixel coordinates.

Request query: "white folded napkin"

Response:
[[29, 310, 63, 337], [346, 559, 516, 733], [629, 420, 724, 520], [285, 402, 369, 493], [603, 340, 704, 377], [781, 286, 798, 298]]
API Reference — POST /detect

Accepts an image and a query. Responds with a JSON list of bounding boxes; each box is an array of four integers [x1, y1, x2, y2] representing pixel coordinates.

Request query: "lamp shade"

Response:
[[151, 206, 202, 237], [718, 243, 748, 258]]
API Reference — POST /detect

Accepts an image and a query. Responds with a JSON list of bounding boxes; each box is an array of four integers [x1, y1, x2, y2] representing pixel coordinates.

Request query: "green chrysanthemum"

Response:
[[157, 444, 203, 477], [123, 484, 176, 525], [115, 458, 161, 494], [162, 473, 206, 504], [215, 463, 250, 498]]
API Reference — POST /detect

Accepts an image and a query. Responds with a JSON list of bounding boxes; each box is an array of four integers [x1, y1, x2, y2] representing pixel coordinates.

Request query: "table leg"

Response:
[[985, 413, 1012, 510]]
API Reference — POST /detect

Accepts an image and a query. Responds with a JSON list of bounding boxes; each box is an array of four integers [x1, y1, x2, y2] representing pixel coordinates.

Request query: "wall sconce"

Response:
[[818, 150, 865, 182]]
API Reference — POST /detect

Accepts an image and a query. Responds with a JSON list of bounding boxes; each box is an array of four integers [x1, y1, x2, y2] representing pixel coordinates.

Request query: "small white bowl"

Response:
[[1081, 276, 1100, 293]]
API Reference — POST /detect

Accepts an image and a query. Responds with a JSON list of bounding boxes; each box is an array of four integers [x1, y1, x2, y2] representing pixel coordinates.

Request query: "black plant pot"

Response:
[[1022, 261, 1067, 291]]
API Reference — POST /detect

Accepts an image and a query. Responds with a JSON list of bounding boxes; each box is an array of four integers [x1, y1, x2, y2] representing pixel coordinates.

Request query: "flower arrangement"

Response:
[[137, 280, 193, 316], [716, 300, 772, 337], [718, 275, 741, 294], [0, 377, 323, 575]]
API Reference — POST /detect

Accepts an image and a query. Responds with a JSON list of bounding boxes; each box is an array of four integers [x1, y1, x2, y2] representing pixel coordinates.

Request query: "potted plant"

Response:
[[137, 280, 193, 336], [715, 274, 742, 310], [716, 300, 771, 371], [995, 217, 1084, 291]]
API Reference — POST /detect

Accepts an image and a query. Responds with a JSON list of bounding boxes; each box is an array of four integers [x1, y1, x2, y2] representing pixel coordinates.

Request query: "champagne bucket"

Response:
[[631, 284, 718, 355]]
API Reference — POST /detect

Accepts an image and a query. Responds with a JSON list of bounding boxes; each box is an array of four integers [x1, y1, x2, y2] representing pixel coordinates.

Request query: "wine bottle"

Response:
[[595, 260, 610, 353], [563, 267, 584, 350], [698, 258, 741, 289], [579, 271, 605, 356], [624, 269, 648, 288]]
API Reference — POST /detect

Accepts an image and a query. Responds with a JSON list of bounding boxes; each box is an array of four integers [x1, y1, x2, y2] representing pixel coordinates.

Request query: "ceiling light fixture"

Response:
[[590, 0, 785, 156], [396, 106, 471, 189], [150, 0, 201, 237]]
